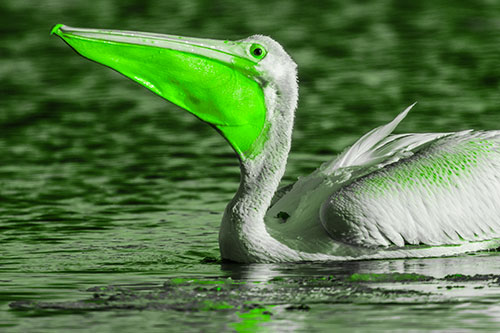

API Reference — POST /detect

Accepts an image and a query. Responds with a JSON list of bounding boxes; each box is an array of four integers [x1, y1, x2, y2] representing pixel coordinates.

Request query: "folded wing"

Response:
[[267, 105, 449, 240], [321, 130, 500, 247]]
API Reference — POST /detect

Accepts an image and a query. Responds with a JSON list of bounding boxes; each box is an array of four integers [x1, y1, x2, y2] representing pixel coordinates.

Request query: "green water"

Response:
[[2, 0, 500, 331]]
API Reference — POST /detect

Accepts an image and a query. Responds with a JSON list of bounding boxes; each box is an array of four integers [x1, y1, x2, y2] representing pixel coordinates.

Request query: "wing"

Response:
[[321, 130, 500, 247], [266, 104, 450, 238]]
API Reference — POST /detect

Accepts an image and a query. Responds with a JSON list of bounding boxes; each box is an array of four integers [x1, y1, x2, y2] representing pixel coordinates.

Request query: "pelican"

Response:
[[52, 24, 500, 263]]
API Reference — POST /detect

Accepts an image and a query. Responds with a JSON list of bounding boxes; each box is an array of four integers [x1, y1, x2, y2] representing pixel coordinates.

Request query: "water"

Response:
[[2, 0, 500, 331]]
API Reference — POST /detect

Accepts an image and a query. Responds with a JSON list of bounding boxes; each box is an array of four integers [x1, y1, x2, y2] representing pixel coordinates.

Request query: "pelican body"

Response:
[[52, 25, 500, 263]]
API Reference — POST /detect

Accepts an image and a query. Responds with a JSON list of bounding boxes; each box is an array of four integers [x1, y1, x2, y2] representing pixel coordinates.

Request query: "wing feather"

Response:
[[325, 103, 416, 171], [320, 131, 500, 247], [268, 104, 500, 251], [267, 104, 452, 244]]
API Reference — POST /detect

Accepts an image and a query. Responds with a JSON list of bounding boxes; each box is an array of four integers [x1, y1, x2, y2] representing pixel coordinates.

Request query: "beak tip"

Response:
[[50, 24, 66, 37]]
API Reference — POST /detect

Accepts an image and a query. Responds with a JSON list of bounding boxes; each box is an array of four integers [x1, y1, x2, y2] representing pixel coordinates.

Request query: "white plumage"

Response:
[[220, 37, 500, 263], [53, 25, 500, 263], [322, 126, 500, 248], [262, 105, 500, 262]]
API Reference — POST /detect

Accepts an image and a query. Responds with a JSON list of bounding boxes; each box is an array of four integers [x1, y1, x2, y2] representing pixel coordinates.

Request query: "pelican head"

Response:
[[51, 24, 298, 160]]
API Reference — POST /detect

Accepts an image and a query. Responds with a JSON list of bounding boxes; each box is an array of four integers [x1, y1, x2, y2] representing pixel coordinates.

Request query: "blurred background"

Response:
[[2, 0, 500, 331], [3, 0, 500, 156]]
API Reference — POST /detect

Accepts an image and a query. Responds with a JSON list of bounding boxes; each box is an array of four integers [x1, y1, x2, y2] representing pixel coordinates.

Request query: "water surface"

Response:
[[2, 0, 500, 331]]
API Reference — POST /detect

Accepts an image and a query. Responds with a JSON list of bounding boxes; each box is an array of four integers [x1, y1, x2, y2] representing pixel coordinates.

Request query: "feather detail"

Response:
[[266, 104, 449, 228], [325, 103, 416, 171], [320, 130, 500, 247]]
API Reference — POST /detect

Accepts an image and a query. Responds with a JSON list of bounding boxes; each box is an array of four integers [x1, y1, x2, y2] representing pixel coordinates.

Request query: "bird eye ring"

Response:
[[250, 44, 267, 60]]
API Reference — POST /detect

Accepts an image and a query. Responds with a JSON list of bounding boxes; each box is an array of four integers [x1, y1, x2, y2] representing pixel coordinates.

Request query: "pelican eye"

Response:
[[250, 44, 267, 60]]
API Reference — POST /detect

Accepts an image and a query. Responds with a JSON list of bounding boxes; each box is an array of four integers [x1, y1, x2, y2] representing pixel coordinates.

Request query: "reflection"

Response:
[[354, 253, 500, 279], [220, 259, 381, 281], [221, 252, 500, 281], [220, 262, 283, 281]]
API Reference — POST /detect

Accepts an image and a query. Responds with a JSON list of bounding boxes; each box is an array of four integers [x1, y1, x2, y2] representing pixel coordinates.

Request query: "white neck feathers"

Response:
[[219, 79, 299, 262]]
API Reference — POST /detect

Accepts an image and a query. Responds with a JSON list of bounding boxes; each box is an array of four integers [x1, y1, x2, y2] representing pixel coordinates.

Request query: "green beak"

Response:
[[51, 24, 267, 159]]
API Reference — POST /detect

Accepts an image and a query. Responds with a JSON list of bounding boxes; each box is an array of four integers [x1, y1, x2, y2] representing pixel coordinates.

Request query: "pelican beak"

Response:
[[51, 24, 267, 159]]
